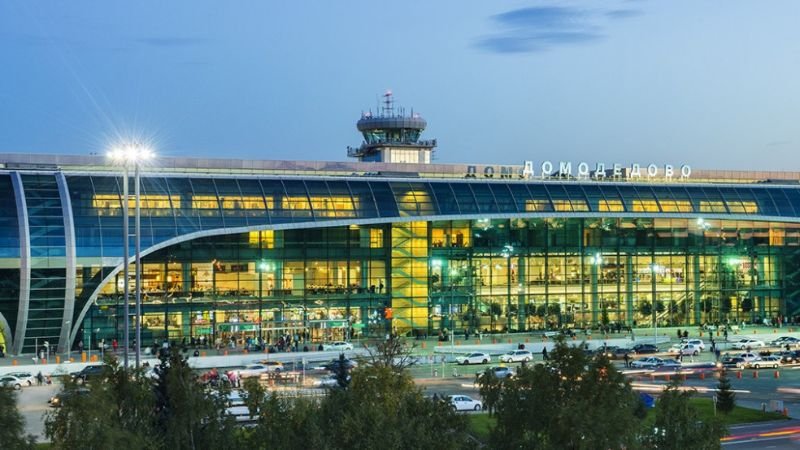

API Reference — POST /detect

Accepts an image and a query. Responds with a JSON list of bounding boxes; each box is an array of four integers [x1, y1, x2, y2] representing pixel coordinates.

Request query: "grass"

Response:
[[467, 414, 495, 441], [679, 398, 787, 425], [467, 398, 787, 441]]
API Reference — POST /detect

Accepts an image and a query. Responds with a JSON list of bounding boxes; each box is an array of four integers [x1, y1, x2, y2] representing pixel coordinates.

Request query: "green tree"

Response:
[[643, 381, 726, 449], [319, 365, 473, 450], [153, 351, 239, 450], [45, 356, 158, 450], [639, 301, 652, 317], [239, 385, 322, 450], [0, 386, 35, 449], [480, 337, 643, 449], [715, 372, 736, 414]]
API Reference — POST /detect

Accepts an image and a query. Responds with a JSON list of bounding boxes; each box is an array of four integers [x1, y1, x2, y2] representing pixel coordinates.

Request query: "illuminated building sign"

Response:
[[466, 161, 692, 181]]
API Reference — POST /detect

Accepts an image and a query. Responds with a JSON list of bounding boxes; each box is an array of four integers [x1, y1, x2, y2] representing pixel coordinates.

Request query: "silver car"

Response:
[[499, 350, 533, 363]]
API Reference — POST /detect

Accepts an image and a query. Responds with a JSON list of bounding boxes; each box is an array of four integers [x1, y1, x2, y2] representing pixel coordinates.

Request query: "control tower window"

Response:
[[390, 150, 421, 164]]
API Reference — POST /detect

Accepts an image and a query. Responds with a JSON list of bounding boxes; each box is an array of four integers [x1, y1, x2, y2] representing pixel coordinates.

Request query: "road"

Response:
[[14, 331, 800, 445], [723, 420, 800, 448]]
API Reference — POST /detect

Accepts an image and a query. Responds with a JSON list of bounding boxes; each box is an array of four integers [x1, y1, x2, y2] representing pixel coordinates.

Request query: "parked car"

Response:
[[70, 365, 105, 385], [738, 352, 760, 363], [779, 350, 800, 364], [5, 371, 36, 386], [770, 336, 800, 348], [322, 341, 354, 351], [632, 344, 659, 354], [732, 338, 766, 350], [455, 352, 491, 365], [448, 395, 483, 412], [719, 356, 746, 369], [654, 359, 682, 371], [484, 366, 515, 379], [610, 348, 633, 360], [667, 343, 701, 356], [680, 339, 706, 351], [0, 375, 26, 390], [747, 355, 782, 369], [499, 350, 533, 363], [630, 357, 665, 369]]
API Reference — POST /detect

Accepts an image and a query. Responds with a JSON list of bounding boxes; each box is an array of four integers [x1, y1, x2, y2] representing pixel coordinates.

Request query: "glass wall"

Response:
[[79, 218, 800, 346]]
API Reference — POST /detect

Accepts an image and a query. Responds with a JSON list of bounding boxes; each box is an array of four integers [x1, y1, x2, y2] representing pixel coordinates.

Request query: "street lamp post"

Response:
[[108, 144, 153, 369], [651, 263, 659, 345]]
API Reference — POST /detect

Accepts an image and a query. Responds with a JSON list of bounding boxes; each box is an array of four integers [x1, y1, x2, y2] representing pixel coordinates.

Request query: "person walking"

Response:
[[542, 347, 549, 361], [623, 353, 630, 368]]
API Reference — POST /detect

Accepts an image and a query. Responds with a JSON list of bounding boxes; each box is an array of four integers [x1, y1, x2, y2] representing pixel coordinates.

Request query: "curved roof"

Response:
[[61, 174, 800, 258]]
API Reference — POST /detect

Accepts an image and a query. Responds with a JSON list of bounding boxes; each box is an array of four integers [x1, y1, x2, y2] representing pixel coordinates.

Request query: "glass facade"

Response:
[[2, 168, 800, 353]]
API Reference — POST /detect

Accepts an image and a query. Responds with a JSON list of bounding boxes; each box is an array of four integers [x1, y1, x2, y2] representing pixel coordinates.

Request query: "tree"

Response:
[[716, 372, 736, 414], [480, 337, 643, 449], [360, 336, 418, 372], [239, 382, 322, 450], [318, 365, 473, 450], [740, 297, 753, 313], [0, 387, 35, 449], [153, 351, 239, 450], [639, 301, 652, 317], [45, 356, 158, 449], [643, 381, 726, 449]]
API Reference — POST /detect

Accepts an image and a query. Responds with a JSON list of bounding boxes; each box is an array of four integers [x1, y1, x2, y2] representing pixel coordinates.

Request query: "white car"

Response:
[[680, 339, 706, 351], [238, 364, 280, 379], [5, 371, 36, 386], [733, 338, 766, 350], [448, 395, 483, 412], [0, 375, 26, 390], [630, 357, 665, 369], [455, 352, 491, 365], [747, 355, 782, 369], [667, 343, 701, 356], [499, 350, 533, 363], [323, 341, 355, 351]]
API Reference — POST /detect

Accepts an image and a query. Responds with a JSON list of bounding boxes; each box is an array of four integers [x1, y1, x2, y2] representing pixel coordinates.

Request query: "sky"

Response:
[[1, 0, 799, 170]]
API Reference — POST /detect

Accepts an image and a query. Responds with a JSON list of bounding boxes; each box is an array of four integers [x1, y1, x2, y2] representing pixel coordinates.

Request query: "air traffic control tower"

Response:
[[347, 90, 437, 164]]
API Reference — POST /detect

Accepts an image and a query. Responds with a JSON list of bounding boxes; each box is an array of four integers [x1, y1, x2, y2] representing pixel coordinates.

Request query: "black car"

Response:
[[49, 387, 90, 407], [610, 347, 633, 360], [779, 350, 800, 364], [632, 344, 659, 354], [719, 356, 746, 369], [70, 365, 105, 384], [323, 358, 357, 372]]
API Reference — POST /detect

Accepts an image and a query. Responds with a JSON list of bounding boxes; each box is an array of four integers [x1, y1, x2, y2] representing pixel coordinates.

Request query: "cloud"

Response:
[[476, 4, 643, 54], [606, 9, 643, 20], [135, 37, 208, 48]]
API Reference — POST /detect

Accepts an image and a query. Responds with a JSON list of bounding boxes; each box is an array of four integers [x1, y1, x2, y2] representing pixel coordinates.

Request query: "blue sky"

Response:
[[1, 0, 799, 170]]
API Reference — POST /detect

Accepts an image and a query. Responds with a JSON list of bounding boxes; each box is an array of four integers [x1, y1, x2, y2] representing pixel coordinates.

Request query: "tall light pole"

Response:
[[108, 144, 154, 369]]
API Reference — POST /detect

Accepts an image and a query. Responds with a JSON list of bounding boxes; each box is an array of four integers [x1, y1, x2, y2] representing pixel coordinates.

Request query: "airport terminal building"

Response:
[[2, 97, 800, 355]]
